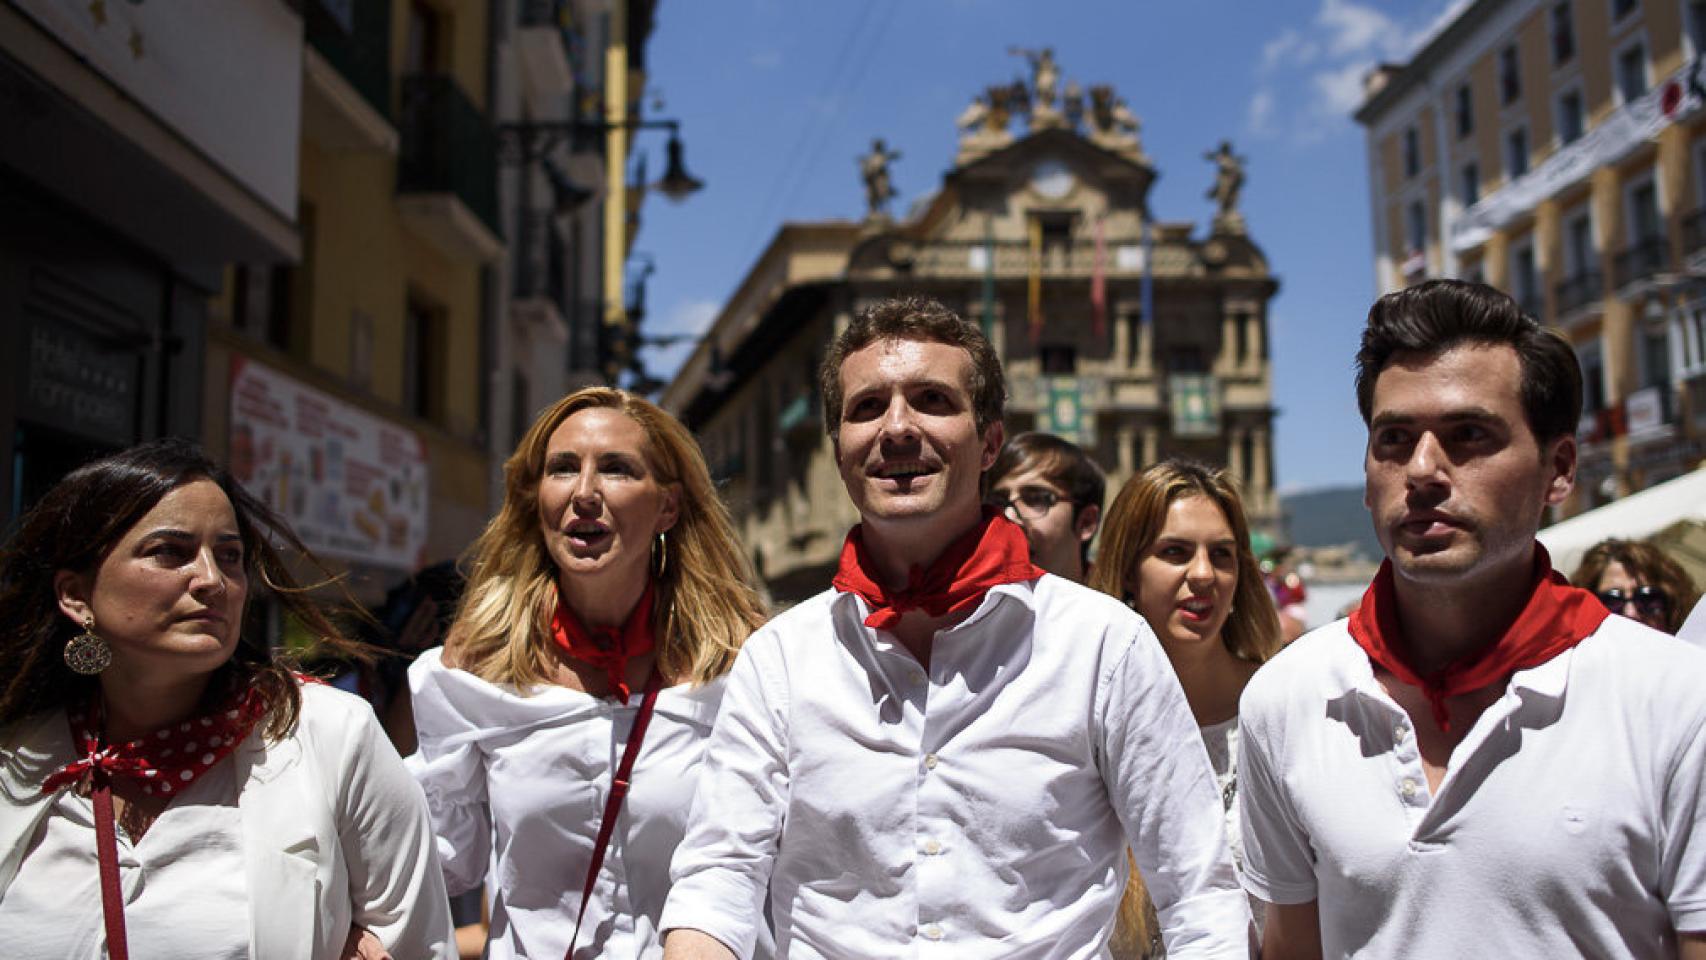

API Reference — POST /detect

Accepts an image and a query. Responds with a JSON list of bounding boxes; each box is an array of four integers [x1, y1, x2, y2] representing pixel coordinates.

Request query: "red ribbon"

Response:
[[832, 509, 1042, 631], [549, 582, 656, 701], [1348, 545, 1608, 732]]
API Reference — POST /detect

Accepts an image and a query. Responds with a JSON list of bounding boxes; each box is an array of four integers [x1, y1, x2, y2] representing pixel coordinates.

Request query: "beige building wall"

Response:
[[1358, 0, 1706, 517]]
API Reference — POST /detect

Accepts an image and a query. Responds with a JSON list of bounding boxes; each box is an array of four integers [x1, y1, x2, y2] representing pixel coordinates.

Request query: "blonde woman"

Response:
[[1090, 459, 1280, 957], [408, 388, 770, 959]]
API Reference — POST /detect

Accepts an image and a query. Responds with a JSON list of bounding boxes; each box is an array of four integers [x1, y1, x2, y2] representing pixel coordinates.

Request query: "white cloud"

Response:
[[1313, 60, 1372, 116], [1250, 0, 1467, 141], [1247, 88, 1277, 136], [1260, 29, 1318, 73], [654, 297, 720, 336], [1318, 0, 1398, 59]]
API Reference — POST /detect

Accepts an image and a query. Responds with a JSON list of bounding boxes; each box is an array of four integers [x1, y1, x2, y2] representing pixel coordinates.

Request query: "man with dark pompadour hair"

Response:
[[1240, 280, 1706, 960]]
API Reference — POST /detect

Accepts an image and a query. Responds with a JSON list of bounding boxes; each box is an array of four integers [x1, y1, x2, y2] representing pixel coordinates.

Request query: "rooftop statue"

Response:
[[1010, 46, 1065, 128], [1087, 84, 1146, 160], [860, 138, 902, 220], [1205, 140, 1247, 234]]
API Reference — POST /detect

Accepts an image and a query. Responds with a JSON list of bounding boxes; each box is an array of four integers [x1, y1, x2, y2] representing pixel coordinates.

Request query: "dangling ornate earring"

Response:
[[652, 531, 669, 579], [63, 616, 112, 675]]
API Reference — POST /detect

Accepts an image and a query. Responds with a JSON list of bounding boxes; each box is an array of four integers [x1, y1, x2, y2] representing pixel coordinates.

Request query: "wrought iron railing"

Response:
[[1612, 235, 1671, 290], [304, 0, 392, 121], [398, 74, 501, 238], [1553, 270, 1603, 316]]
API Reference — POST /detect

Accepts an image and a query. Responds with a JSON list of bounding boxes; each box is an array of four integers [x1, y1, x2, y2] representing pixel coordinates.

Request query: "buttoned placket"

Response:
[[1360, 675, 1545, 849]]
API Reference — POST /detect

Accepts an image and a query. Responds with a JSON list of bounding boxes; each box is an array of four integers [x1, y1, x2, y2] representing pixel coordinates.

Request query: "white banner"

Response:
[[1452, 57, 1704, 253], [229, 356, 430, 570]]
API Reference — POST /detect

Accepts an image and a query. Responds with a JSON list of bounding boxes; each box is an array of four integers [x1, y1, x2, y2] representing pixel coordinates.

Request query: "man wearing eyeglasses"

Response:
[[985, 432, 1106, 583], [1240, 280, 1706, 959], [660, 296, 1249, 958]]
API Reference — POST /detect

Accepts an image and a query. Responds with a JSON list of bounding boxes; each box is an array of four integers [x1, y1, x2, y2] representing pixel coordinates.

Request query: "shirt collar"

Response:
[[829, 576, 1041, 643]]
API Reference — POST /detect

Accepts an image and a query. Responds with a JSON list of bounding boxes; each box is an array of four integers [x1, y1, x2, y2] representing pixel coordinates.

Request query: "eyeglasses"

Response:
[[1595, 585, 1671, 622], [985, 487, 1065, 521]]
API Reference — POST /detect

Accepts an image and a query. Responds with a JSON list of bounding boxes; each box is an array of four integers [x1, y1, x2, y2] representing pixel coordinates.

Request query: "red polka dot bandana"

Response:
[[42, 686, 268, 798]]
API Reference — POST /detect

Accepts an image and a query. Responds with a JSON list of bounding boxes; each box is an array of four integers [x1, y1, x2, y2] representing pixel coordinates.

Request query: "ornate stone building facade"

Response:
[[662, 55, 1280, 601]]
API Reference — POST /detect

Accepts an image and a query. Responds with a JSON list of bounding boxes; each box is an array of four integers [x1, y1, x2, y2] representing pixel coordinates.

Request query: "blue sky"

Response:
[[635, 0, 1467, 494]]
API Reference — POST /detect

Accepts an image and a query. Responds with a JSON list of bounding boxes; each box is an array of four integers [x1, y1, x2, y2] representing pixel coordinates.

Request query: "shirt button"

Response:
[[923, 838, 942, 855], [1399, 778, 1419, 799], [923, 753, 939, 770], [1394, 721, 1411, 740], [921, 923, 944, 940]]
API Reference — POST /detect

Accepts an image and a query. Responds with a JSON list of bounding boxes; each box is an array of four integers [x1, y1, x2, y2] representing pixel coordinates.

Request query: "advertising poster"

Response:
[[229, 356, 429, 570]]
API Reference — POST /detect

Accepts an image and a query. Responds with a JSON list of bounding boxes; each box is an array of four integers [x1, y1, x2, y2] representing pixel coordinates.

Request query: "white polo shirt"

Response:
[[1238, 614, 1706, 958], [661, 575, 1251, 958]]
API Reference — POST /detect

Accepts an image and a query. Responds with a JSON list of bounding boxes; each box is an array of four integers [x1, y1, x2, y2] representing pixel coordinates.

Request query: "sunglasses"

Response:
[[985, 487, 1065, 521], [1595, 585, 1671, 622]]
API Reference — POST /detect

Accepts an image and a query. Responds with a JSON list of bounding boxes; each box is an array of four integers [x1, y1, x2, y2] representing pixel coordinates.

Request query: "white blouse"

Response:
[[0, 748, 249, 959], [409, 647, 761, 960]]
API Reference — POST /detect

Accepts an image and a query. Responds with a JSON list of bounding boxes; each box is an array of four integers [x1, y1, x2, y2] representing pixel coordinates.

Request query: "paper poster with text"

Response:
[[229, 356, 430, 570]]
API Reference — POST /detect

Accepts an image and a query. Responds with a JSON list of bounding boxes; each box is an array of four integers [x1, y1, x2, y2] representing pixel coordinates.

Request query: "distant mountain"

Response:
[[1280, 485, 1382, 561]]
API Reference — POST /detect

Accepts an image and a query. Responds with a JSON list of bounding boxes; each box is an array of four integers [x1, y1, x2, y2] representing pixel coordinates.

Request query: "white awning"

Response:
[[1538, 467, 1706, 577]]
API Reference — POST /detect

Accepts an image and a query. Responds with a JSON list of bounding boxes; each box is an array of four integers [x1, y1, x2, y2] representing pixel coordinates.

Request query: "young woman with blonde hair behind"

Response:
[[1090, 459, 1280, 957], [408, 387, 770, 959]]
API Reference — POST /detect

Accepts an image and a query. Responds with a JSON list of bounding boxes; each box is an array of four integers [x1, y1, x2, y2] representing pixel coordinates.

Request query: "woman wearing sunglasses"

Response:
[[1570, 538, 1700, 635]]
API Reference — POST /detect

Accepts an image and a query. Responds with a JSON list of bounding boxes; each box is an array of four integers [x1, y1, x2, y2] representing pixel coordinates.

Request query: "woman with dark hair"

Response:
[[1571, 538, 1700, 635], [408, 387, 771, 959], [0, 438, 454, 959], [1090, 458, 1281, 957]]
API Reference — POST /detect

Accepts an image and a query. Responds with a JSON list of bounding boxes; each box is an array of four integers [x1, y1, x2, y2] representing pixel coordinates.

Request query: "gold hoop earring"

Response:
[[64, 616, 112, 675], [652, 531, 669, 579]]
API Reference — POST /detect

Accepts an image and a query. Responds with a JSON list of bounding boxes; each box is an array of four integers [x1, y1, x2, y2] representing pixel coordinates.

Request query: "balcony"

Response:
[[302, 0, 396, 154], [517, 0, 576, 110], [1612, 235, 1670, 291], [397, 74, 504, 262], [1553, 270, 1603, 319], [510, 209, 569, 342], [1684, 207, 1706, 261]]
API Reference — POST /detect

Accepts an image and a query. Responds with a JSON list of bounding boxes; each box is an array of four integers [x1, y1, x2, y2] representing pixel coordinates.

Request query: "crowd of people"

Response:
[[2, 280, 1704, 959]]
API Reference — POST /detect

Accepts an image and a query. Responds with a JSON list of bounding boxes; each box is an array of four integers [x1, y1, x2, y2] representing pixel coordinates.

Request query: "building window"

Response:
[[1039, 345, 1077, 374], [1455, 83, 1474, 138], [1403, 127, 1421, 178], [1552, 2, 1576, 63], [1640, 317, 1671, 390], [1579, 339, 1606, 414], [1510, 242, 1539, 315], [1556, 88, 1585, 144], [1610, 0, 1637, 23], [1405, 199, 1427, 256], [1628, 177, 1662, 242], [1499, 44, 1521, 104], [1461, 162, 1480, 205], [1616, 40, 1648, 103], [1505, 126, 1530, 179], [1565, 211, 1595, 277], [404, 293, 445, 423]]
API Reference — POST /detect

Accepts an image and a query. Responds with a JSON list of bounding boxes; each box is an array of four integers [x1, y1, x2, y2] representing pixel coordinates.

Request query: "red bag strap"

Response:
[[91, 778, 130, 960], [565, 667, 664, 959]]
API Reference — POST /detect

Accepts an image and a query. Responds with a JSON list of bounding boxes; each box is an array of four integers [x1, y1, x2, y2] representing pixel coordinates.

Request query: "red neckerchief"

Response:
[[550, 582, 656, 701], [1348, 544, 1608, 732], [41, 683, 269, 960], [43, 683, 268, 798], [831, 509, 1043, 630]]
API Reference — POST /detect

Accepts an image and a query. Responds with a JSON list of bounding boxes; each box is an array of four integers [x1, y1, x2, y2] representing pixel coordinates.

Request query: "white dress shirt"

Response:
[[409, 647, 766, 960], [0, 758, 248, 959], [1238, 615, 1706, 958], [661, 575, 1250, 958], [0, 683, 455, 960]]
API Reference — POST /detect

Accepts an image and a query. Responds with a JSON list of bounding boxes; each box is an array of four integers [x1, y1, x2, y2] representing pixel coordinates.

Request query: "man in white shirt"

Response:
[[661, 296, 1250, 958], [1239, 280, 1706, 959]]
